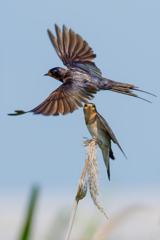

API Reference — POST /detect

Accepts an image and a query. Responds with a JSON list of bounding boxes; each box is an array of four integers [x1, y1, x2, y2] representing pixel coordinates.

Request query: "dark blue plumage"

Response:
[[8, 24, 155, 116]]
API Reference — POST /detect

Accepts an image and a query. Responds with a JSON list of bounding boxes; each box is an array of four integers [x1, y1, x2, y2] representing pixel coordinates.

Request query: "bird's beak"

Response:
[[44, 73, 48, 76], [85, 106, 92, 109], [85, 106, 91, 109]]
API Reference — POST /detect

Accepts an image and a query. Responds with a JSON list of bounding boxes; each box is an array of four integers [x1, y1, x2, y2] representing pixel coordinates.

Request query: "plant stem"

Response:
[[65, 198, 78, 240], [65, 159, 89, 240]]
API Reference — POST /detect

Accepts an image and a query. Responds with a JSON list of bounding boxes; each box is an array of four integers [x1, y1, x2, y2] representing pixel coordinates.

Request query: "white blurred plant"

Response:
[[65, 138, 108, 240], [85, 139, 108, 219]]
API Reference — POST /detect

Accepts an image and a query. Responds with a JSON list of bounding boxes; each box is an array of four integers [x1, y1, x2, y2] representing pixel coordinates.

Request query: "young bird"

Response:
[[83, 103, 126, 180]]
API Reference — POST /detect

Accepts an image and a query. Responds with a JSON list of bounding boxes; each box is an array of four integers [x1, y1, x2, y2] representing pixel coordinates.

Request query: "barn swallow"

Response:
[[83, 103, 126, 180], [8, 24, 155, 116]]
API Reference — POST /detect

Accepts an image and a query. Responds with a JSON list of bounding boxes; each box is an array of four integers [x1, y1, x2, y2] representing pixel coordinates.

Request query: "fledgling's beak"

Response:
[[44, 73, 48, 76], [85, 106, 91, 109]]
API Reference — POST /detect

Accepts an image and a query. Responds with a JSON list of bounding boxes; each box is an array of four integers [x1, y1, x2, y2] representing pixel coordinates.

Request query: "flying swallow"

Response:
[[83, 103, 126, 180], [8, 25, 155, 116]]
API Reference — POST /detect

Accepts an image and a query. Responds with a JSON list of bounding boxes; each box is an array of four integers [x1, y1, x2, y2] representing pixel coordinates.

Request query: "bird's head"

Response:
[[83, 103, 97, 116], [44, 67, 66, 82]]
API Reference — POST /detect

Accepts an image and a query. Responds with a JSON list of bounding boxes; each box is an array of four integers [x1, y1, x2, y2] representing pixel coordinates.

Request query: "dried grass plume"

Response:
[[83, 138, 109, 219]]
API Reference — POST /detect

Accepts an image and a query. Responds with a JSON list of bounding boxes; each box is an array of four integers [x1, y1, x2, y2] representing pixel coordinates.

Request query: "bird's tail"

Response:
[[101, 78, 156, 103]]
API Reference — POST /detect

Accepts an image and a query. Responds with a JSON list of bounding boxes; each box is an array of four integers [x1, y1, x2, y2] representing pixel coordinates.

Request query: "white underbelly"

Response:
[[87, 123, 100, 140], [87, 123, 110, 148]]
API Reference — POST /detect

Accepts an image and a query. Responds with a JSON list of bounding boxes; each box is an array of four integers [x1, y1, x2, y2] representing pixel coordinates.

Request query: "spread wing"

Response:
[[47, 24, 102, 77], [29, 79, 97, 116], [8, 79, 98, 116], [97, 112, 127, 158]]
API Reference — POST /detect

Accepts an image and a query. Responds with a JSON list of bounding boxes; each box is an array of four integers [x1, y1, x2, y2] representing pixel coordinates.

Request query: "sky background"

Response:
[[1, 1, 160, 239]]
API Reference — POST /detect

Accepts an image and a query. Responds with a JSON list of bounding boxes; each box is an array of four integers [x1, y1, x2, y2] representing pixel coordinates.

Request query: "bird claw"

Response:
[[98, 140, 102, 145], [92, 137, 99, 145], [82, 137, 99, 146]]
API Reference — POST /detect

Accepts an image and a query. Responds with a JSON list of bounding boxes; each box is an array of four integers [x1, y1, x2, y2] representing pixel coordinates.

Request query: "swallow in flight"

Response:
[[83, 103, 126, 180], [8, 24, 155, 116]]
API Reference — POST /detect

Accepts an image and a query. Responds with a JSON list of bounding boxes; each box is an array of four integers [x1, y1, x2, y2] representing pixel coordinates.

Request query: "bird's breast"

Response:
[[87, 121, 110, 148], [87, 121, 99, 140]]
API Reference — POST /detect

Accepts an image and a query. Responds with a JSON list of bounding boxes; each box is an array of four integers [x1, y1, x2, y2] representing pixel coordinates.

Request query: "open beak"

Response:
[[84, 106, 93, 110], [85, 106, 91, 109]]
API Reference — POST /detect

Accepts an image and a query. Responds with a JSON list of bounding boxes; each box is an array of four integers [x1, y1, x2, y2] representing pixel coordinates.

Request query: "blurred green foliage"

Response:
[[18, 187, 39, 240], [16, 188, 153, 240]]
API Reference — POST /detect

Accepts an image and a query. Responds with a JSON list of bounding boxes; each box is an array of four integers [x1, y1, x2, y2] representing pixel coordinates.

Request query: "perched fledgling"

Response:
[[83, 103, 126, 180], [8, 24, 155, 117]]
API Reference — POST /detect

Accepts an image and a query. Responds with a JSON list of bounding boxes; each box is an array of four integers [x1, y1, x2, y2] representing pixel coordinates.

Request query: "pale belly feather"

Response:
[[87, 121, 110, 149]]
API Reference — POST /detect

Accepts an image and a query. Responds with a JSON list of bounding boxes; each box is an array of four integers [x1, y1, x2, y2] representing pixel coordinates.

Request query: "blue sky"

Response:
[[1, 0, 160, 196]]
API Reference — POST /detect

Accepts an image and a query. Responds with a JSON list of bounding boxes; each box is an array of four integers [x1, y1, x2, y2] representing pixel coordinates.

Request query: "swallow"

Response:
[[8, 24, 155, 116], [83, 103, 126, 180]]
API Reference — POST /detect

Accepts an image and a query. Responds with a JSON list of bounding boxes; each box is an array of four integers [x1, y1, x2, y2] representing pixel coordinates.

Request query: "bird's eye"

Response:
[[52, 70, 60, 80]]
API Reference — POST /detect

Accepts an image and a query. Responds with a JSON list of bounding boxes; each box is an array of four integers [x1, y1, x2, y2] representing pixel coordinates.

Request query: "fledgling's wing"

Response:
[[8, 79, 97, 116], [101, 147, 110, 180], [47, 24, 102, 77], [96, 112, 127, 158]]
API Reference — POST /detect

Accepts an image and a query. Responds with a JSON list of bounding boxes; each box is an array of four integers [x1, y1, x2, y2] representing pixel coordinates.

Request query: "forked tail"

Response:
[[101, 79, 156, 103]]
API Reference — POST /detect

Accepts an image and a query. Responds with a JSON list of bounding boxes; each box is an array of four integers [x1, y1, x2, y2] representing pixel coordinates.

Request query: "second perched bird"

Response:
[[9, 24, 155, 116], [83, 103, 126, 180]]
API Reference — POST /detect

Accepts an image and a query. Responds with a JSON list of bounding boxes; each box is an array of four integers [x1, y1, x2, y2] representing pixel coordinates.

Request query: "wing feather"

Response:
[[47, 30, 60, 58], [101, 148, 110, 180], [47, 24, 102, 77], [55, 24, 64, 56], [29, 79, 97, 116], [63, 25, 69, 56], [68, 29, 76, 56], [58, 99, 65, 115], [97, 112, 127, 158], [63, 98, 72, 115], [72, 34, 84, 57]]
